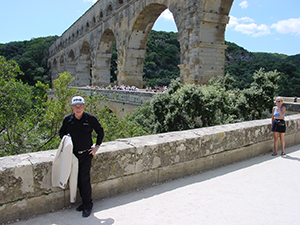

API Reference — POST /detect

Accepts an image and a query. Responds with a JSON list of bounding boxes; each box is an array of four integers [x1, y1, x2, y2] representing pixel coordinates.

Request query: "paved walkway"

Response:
[[11, 144, 300, 225]]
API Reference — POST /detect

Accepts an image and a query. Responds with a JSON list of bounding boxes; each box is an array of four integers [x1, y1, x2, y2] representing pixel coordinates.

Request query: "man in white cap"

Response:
[[59, 96, 104, 218]]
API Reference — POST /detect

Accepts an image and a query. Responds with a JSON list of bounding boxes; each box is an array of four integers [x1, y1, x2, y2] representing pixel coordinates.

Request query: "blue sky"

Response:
[[1, 0, 299, 55]]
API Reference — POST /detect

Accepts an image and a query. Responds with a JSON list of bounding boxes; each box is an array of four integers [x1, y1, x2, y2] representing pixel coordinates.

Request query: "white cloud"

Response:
[[253, 24, 271, 37], [234, 23, 258, 35], [271, 18, 300, 35], [239, 1, 249, 9], [160, 9, 175, 21], [228, 16, 254, 28], [228, 16, 270, 37]]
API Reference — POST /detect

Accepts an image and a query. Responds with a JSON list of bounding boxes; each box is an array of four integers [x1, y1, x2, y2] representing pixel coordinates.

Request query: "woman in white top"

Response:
[[271, 97, 286, 156]]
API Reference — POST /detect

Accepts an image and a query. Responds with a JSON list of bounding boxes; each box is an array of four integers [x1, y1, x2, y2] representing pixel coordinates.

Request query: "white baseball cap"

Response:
[[71, 96, 85, 105]]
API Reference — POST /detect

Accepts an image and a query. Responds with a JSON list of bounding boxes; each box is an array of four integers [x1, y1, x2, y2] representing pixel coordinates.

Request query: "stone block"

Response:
[[91, 140, 136, 183], [157, 156, 214, 183], [0, 191, 67, 224], [0, 154, 34, 204], [92, 169, 159, 200], [28, 150, 55, 195]]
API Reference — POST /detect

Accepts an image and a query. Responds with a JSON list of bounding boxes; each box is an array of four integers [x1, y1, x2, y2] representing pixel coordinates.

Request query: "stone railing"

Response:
[[1, 114, 300, 224], [48, 88, 156, 106], [76, 88, 156, 105]]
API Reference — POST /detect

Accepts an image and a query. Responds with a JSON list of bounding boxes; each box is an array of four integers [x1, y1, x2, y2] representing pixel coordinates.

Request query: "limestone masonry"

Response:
[[47, 0, 234, 88], [1, 114, 300, 224]]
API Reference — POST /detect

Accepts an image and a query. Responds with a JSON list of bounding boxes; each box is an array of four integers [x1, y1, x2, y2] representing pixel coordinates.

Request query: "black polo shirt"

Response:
[[59, 112, 104, 152]]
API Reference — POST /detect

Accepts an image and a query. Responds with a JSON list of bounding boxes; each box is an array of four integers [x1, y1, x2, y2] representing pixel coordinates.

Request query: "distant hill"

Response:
[[0, 36, 58, 86], [224, 41, 300, 95], [1, 32, 300, 96]]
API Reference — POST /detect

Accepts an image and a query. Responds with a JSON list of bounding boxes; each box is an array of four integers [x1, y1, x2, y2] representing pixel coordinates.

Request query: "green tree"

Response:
[[0, 56, 36, 155], [241, 68, 279, 119], [0, 64, 148, 156], [143, 31, 180, 88], [128, 69, 279, 134], [0, 36, 58, 86]]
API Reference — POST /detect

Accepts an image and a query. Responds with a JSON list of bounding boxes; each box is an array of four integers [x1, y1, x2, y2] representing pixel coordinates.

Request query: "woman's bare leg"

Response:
[[279, 132, 285, 155], [273, 132, 279, 155]]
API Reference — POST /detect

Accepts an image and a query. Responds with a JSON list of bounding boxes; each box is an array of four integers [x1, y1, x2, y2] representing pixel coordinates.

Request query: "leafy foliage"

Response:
[[127, 69, 280, 134], [0, 36, 58, 86], [143, 30, 180, 87], [0, 65, 147, 157], [109, 30, 180, 87], [0, 56, 41, 155], [225, 41, 300, 96]]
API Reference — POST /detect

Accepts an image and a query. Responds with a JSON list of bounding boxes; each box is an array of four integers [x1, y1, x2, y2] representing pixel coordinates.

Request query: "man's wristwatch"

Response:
[[95, 144, 100, 148]]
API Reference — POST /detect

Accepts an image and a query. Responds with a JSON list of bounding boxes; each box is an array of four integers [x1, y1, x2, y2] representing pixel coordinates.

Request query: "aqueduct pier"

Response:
[[47, 0, 234, 88]]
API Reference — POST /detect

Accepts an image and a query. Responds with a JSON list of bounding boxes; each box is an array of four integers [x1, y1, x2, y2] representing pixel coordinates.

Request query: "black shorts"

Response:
[[271, 119, 286, 133]]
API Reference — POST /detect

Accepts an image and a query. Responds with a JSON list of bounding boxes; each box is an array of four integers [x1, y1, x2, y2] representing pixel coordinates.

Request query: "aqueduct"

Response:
[[47, 0, 234, 88]]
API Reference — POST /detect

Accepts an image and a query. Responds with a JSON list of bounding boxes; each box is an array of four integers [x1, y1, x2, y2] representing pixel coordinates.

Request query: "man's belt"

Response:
[[77, 149, 89, 154]]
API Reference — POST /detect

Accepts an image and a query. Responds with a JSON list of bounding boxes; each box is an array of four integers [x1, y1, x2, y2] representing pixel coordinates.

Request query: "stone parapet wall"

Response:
[[76, 88, 156, 105], [1, 114, 300, 223]]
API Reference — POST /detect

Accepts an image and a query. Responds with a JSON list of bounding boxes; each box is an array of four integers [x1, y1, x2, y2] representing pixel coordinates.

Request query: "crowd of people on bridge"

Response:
[[84, 84, 168, 92]]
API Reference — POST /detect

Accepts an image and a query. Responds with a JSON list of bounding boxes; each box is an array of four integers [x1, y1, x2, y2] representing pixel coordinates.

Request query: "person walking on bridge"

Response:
[[59, 96, 104, 217]]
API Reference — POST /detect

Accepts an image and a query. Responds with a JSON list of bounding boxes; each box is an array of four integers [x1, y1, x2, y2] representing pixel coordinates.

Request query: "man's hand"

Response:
[[89, 145, 99, 156]]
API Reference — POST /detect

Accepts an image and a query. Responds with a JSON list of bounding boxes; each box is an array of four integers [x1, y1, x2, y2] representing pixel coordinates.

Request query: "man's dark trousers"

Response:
[[75, 151, 93, 210]]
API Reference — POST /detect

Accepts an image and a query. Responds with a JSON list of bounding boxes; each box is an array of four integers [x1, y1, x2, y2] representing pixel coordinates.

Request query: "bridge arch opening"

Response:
[[144, 8, 180, 88], [107, 5, 113, 16], [118, 3, 179, 88], [93, 28, 117, 87], [68, 50, 75, 61], [75, 41, 92, 86], [67, 50, 76, 84], [52, 58, 58, 80], [59, 55, 65, 74]]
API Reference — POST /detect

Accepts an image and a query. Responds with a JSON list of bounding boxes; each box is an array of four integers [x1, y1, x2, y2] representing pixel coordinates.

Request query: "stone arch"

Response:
[[118, 3, 168, 87], [86, 21, 90, 31], [107, 4, 113, 16], [52, 58, 59, 80], [48, 0, 234, 88], [59, 55, 65, 73], [75, 41, 92, 86], [80, 41, 90, 55], [60, 55, 64, 64], [66, 50, 76, 80], [68, 50, 75, 61], [93, 29, 116, 86]]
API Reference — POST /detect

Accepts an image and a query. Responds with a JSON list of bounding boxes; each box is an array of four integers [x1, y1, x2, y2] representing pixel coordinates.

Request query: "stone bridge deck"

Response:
[[11, 144, 300, 225]]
